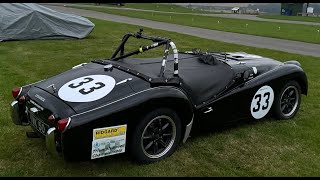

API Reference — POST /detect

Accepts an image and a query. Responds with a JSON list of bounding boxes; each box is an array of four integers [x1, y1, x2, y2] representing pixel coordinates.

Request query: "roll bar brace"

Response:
[[110, 29, 179, 77]]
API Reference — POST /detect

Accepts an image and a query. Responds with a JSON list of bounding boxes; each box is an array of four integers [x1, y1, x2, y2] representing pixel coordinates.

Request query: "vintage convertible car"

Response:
[[10, 29, 308, 163]]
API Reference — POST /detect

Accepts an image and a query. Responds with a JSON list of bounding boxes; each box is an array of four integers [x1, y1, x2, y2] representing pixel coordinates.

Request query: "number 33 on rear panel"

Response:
[[250, 85, 274, 119], [58, 75, 116, 103]]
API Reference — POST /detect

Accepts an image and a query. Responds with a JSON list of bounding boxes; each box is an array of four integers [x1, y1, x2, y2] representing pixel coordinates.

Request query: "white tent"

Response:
[[0, 3, 95, 41], [231, 7, 240, 11]]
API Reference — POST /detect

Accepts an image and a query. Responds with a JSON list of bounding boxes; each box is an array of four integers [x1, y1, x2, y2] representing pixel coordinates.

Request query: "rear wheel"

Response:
[[128, 108, 182, 164], [274, 81, 301, 120]]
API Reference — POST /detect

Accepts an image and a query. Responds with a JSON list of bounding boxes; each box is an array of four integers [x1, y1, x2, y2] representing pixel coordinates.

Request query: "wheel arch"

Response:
[[282, 62, 308, 95], [133, 95, 194, 142], [292, 75, 308, 96], [245, 64, 308, 96], [69, 86, 194, 143]]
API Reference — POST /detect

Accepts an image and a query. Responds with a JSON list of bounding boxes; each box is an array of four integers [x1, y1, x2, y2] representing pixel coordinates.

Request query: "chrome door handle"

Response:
[[203, 107, 213, 114]]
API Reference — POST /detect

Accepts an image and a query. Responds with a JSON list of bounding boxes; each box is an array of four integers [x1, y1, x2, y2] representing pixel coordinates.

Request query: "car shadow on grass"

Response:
[[38, 117, 291, 168], [187, 116, 287, 143]]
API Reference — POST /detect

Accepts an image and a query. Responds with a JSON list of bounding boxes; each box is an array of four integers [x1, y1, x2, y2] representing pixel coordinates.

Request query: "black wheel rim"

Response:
[[141, 115, 176, 159], [280, 86, 299, 117]]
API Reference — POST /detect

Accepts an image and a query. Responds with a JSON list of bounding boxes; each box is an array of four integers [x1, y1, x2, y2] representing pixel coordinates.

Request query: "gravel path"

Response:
[[44, 4, 320, 57], [45, 3, 320, 26]]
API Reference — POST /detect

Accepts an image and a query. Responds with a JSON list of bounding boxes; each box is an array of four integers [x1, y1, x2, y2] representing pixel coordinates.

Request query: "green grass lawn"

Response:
[[80, 3, 217, 14], [1, 18, 320, 176], [68, 6, 320, 44], [258, 14, 320, 23]]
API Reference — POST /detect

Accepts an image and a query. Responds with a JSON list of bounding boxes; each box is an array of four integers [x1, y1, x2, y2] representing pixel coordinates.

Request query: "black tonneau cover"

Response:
[[104, 53, 235, 105]]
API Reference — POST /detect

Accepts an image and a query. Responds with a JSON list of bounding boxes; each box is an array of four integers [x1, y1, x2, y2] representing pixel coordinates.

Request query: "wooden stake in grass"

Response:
[[218, 20, 220, 24], [246, 24, 248, 28], [170, 16, 172, 20], [278, 26, 281, 31]]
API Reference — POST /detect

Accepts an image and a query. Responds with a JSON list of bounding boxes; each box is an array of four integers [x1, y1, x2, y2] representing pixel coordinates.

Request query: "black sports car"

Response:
[[10, 29, 308, 163]]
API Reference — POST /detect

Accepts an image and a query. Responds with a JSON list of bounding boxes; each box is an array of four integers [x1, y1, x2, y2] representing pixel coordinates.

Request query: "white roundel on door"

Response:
[[250, 85, 274, 119], [58, 75, 116, 102]]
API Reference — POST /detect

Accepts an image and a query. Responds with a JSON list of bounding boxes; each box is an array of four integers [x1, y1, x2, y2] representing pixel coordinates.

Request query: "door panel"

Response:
[[197, 78, 285, 127]]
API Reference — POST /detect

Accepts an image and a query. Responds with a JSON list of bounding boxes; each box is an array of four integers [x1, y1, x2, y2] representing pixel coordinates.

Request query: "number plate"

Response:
[[29, 113, 50, 136]]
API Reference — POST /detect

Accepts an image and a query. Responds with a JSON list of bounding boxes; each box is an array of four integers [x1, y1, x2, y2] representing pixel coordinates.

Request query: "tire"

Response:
[[273, 80, 301, 120], [128, 108, 182, 164]]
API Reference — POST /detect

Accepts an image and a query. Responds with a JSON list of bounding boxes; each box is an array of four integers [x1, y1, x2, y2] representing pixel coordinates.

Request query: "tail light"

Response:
[[18, 95, 26, 104], [57, 118, 71, 132], [12, 87, 22, 99], [48, 114, 56, 124]]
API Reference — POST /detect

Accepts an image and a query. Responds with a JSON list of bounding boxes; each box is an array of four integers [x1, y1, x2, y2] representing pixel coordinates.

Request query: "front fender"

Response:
[[201, 63, 308, 109], [246, 63, 308, 95]]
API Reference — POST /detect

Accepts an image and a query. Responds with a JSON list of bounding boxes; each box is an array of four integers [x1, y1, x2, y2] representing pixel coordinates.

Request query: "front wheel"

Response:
[[273, 80, 301, 120], [128, 108, 182, 164]]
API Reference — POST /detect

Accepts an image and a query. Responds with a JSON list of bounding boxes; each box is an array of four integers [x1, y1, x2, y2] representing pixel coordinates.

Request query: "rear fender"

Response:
[[68, 87, 194, 129], [63, 87, 193, 160], [17, 79, 46, 99], [131, 91, 194, 142]]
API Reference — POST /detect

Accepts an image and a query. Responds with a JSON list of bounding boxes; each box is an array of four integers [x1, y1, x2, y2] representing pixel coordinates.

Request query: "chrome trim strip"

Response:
[[63, 118, 72, 132], [71, 88, 154, 118], [183, 115, 194, 143], [22, 79, 46, 87], [17, 87, 22, 98], [72, 63, 87, 69], [116, 78, 133, 85], [203, 107, 213, 114], [29, 99, 44, 111]]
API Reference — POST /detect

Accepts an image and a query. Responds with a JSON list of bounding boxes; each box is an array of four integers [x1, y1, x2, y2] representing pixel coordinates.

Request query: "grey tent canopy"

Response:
[[0, 3, 95, 41]]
